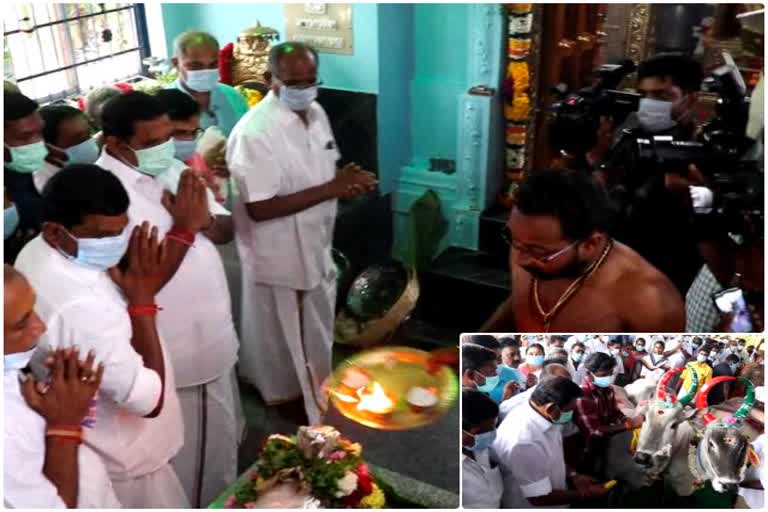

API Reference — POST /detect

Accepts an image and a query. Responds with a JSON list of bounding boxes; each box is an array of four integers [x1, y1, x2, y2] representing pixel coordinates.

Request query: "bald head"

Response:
[[4, 265, 45, 354], [541, 363, 572, 381]]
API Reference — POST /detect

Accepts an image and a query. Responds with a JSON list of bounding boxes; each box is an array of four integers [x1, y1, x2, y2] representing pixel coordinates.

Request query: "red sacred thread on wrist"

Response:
[[46, 427, 83, 444], [127, 305, 163, 317], [166, 228, 195, 247]]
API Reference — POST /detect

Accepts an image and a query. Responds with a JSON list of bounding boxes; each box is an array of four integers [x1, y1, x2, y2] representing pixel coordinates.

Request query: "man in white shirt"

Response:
[[663, 336, 688, 369], [493, 376, 609, 507], [499, 362, 572, 420], [4, 265, 120, 509], [606, 339, 626, 380], [15, 165, 188, 507], [97, 91, 242, 507], [462, 388, 503, 509], [227, 42, 377, 424], [584, 335, 610, 355]]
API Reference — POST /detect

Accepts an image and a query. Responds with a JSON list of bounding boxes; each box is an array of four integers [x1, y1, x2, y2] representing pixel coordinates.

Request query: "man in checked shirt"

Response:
[[572, 352, 645, 478]]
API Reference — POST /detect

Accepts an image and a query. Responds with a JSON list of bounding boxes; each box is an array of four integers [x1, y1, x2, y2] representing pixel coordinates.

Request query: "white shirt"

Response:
[[640, 353, 669, 381], [33, 161, 63, 194], [567, 358, 587, 385], [494, 402, 568, 508], [584, 337, 609, 355], [611, 353, 625, 376], [462, 451, 503, 509], [499, 386, 535, 420], [15, 237, 184, 480], [4, 368, 121, 508], [155, 159, 231, 217], [96, 151, 239, 387], [739, 434, 766, 508], [227, 91, 340, 290]]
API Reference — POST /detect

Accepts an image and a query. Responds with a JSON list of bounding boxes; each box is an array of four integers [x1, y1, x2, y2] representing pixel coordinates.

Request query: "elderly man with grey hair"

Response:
[[498, 361, 573, 421], [169, 30, 249, 137]]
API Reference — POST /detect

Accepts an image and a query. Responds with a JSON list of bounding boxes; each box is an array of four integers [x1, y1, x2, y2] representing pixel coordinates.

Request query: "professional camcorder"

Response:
[[548, 60, 641, 157]]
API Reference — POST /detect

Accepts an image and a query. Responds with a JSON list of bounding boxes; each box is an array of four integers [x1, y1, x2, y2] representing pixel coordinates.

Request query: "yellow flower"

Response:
[[507, 62, 530, 92], [508, 94, 530, 122], [338, 439, 363, 457], [359, 483, 386, 508]]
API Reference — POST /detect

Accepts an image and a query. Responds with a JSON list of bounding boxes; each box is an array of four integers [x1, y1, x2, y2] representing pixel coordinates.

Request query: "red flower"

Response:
[[113, 82, 133, 92], [219, 43, 234, 85], [355, 464, 373, 495], [342, 490, 364, 507]]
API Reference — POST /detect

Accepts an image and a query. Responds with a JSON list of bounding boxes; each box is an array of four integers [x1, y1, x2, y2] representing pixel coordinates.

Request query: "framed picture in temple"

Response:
[[284, 3, 354, 55]]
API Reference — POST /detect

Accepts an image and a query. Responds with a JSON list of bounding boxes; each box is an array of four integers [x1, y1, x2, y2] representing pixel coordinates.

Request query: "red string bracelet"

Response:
[[165, 228, 195, 247], [128, 305, 163, 317]]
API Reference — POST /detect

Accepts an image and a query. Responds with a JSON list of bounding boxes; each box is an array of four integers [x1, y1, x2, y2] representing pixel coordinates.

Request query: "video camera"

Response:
[[548, 60, 641, 157]]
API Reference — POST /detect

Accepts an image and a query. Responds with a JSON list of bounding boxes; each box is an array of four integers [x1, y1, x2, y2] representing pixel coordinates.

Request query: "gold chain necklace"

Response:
[[532, 239, 613, 332]]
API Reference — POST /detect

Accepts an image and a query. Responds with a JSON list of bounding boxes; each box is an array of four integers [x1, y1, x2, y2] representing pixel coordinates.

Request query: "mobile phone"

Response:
[[712, 287, 754, 332], [26, 346, 51, 384]]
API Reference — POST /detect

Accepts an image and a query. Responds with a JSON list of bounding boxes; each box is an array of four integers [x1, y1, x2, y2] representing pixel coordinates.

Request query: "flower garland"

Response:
[[224, 427, 385, 509], [500, 4, 535, 208]]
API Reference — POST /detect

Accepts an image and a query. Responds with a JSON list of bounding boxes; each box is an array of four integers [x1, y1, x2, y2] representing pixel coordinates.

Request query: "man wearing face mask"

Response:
[[4, 91, 57, 263], [4, 265, 121, 508], [675, 345, 713, 399], [170, 31, 249, 138], [227, 42, 378, 425], [38, 105, 101, 188], [499, 361, 573, 420], [494, 376, 611, 507], [591, 54, 706, 295], [567, 342, 588, 386], [461, 344, 500, 392], [97, 91, 242, 507], [154, 89, 233, 218], [482, 169, 684, 332], [574, 353, 644, 478], [463, 335, 522, 403], [707, 354, 740, 406], [14, 165, 189, 507], [462, 388, 503, 509]]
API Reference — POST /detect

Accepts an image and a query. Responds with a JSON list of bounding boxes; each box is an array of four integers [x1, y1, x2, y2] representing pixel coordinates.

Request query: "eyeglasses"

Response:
[[279, 79, 324, 90], [172, 128, 203, 141], [501, 226, 579, 264]]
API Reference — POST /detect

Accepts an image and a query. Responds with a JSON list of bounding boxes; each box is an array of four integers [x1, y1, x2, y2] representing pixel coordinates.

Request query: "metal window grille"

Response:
[[3, 3, 150, 103]]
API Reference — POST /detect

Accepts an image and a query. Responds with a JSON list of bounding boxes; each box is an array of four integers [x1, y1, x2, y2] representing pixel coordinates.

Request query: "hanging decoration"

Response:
[[500, 4, 535, 208]]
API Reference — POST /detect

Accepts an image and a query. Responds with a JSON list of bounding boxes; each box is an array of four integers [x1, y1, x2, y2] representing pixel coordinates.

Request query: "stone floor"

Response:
[[219, 243, 459, 495]]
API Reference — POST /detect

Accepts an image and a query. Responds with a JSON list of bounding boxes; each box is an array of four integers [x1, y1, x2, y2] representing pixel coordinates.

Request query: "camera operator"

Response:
[[589, 53, 707, 296]]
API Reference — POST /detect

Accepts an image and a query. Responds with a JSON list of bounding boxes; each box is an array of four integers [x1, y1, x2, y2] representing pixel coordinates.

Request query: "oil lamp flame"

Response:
[[356, 382, 395, 414]]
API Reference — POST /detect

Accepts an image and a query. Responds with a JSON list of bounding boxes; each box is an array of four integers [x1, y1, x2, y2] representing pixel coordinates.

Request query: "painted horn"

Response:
[[695, 375, 736, 425], [678, 363, 699, 405], [656, 367, 684, 403], [730, 377, 756, 421]]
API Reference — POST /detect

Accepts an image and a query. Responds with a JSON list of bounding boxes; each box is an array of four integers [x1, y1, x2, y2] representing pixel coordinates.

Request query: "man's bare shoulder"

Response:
[[611, 241, 685, 330]]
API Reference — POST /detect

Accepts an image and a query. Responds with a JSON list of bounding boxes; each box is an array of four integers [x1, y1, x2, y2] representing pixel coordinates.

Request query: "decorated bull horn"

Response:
[[730, 377, 756, 421], [695, 375, 736, 425], [656, 367, 684, 404], [678, 363, 699, 405]]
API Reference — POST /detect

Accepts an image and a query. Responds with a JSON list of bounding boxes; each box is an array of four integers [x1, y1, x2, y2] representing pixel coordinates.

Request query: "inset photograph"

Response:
[[461, 333, 764, 509]]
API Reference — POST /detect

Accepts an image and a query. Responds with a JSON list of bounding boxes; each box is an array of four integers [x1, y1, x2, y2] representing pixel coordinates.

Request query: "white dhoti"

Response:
[[111, 463, 190, 508], [172, 368, 244, 507], [239, 271, 335, 425]]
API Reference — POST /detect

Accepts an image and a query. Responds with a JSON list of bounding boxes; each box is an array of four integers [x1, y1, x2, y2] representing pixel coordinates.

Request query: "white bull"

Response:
[[633, 368, 761, 496]]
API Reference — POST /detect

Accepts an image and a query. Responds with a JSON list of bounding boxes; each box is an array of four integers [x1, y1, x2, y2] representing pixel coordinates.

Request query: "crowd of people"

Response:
[[481, 53, 763, 333], [4, 31, 376, 508], [462, 333, 765, 509]]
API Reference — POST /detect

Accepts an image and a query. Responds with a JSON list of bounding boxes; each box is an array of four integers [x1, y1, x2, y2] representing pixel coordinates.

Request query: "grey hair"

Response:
[[268, 42, 318, 76], [541, 363, 572, 381], [173, 30, 219, 58], [85, 86, 123, 128]]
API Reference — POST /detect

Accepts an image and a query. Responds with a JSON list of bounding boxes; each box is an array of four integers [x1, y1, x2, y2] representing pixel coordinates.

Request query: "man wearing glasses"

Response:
[[228, 42, 377, 425], [481, 169, 684, 332]]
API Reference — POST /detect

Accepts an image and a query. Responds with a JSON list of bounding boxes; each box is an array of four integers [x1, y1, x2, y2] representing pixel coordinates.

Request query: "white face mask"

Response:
[[697, 353, 709, 363], [637, 97, 677, 132], [4, 346, 37, 374]]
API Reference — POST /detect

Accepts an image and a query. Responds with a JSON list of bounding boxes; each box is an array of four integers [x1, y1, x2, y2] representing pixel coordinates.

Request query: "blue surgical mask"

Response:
[[6, 140, 48, 174], [279, 84, 318, 111], [552, 408, 574, 425], [62, 227, 130, 271], [173, 137, 198, 162], [184, 69, 220, 92], [637, 97, 677, 133], [592, 374, 615, 388], [5, 205, 19, 240], [527, 354, 544, 367], [4, 346, 37, 374], [64, 138, 100, 164], [729, 363, 739, 373], [571, 352, 583, 363], [132, 139, 176, 177], [474, 370, 500, 393], [465, 429, 497, 452]]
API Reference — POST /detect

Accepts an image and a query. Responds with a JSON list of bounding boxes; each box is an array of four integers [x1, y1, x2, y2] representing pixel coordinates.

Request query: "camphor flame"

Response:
[[356, 382, 395, 414]]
